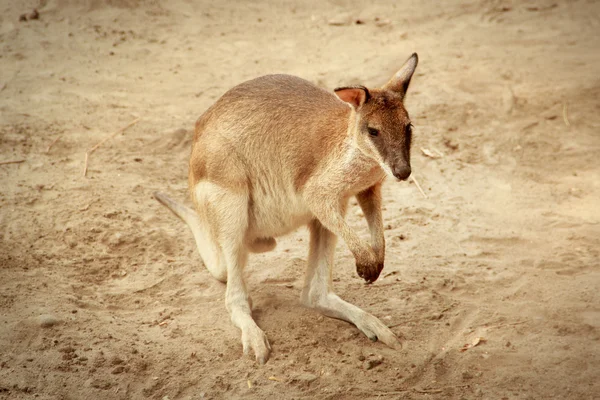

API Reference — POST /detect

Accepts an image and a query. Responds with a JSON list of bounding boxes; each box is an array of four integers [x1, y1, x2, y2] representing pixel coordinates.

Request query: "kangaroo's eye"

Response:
[[367, 127, 379, 137], [406, 123, 413, 135]]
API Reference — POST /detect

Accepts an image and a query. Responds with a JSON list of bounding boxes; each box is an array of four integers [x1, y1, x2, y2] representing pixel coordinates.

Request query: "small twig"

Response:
[[485, 320, 528, 330], [88, 117, 140, 154], [420, 147, 442, 159], [79, 199, 98, 211], [521, 121, 539, 131], [0, 159, 25, 166], [414, 388, 443, 394], [410, 175, 428, 199], [440, 302, 458, 314], [83, 152, 89, 177], [375, 384, 471, 396], [375, 388, 410, 395], [415, 384, 471, 394], [83, 117, 140, 177], [46, 135, 62, 153], [562, 102, 570, 127]]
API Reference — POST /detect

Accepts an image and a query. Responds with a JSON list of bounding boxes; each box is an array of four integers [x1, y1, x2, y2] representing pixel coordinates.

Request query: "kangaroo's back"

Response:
[[190, 74, 351, 191], [196, 74, 347, 138]]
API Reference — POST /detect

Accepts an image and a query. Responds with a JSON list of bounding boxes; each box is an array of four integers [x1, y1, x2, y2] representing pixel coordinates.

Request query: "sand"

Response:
[[1, 0, 599, 399]]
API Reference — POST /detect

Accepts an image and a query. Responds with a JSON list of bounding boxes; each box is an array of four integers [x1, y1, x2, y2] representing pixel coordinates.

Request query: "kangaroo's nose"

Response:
[[393, 165, 411, 181]]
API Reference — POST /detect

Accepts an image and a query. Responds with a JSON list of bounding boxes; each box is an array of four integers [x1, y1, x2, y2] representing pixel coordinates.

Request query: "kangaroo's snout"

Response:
[[392, 164, 411, 181]]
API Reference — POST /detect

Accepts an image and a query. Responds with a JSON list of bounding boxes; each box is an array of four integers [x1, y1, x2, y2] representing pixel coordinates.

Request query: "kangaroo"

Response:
[[154, 53, 418, 364]]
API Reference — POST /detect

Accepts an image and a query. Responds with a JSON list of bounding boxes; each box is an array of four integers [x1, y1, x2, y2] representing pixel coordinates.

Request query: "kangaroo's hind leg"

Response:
[[198, 182, 271, 364]]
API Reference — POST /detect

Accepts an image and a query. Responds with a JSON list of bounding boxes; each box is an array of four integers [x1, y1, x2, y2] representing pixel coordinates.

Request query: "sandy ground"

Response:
[[1, 0, 599, 399]]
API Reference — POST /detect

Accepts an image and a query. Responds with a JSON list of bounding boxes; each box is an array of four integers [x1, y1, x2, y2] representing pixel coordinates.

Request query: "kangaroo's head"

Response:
[[334, 53, 418, 181]]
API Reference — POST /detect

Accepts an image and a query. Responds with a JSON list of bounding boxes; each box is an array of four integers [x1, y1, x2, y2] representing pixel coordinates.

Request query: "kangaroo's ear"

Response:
[[334, 86, 370, 110], [383, 53, 418, 96]]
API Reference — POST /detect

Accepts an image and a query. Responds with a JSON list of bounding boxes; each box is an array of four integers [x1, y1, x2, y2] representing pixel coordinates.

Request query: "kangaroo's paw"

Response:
[[355, 312, 402, 350], [241, 324, 271, 364]]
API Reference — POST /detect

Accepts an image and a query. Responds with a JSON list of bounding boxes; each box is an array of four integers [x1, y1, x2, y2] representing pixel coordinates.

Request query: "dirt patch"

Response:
[[1, 0, 599, 399]]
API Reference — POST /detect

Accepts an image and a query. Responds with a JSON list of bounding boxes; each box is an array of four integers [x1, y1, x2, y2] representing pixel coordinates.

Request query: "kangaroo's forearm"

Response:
[[356, 184, 385, 260], [305, 195, 376, 265]]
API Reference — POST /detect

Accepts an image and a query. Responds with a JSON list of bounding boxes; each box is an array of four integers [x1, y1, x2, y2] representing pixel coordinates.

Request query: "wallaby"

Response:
[[154, 53, 418, 364]]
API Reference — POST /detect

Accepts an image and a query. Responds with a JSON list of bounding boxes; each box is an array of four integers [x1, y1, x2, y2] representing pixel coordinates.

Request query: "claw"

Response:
[[256, 355, 268, 365]]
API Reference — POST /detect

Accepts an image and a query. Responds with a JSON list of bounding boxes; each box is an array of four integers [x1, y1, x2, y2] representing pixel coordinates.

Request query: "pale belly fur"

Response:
[[247, 182, 313, 239], [192, 179, 314, 242]]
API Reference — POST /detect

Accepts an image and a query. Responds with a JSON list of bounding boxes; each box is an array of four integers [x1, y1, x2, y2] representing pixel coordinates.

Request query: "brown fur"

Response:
[[156, 53, 419, 364], [190, 74, 350, 193]]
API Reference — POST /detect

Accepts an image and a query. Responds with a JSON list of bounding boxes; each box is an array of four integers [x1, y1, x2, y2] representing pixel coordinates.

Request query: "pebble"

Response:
[[109, 232, 125, 246], [374, 18, 392, 27], [327, 14, 352, 26], [111, 366, 125, 374], [38, 314, 59, 328], [365, 359, 382, 370], [365, 355, 384, 370], [429, 313, 443, 320]]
